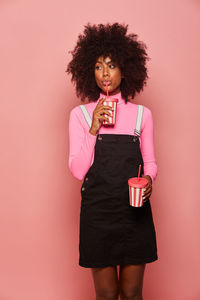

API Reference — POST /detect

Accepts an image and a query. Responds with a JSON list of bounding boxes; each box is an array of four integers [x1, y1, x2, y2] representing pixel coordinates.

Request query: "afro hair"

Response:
[[66, 22, 150, 103]]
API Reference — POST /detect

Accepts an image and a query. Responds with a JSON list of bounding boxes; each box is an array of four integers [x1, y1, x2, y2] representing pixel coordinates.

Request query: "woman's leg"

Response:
[[119, 264, 146, 300], [91, 266, 119, 300]]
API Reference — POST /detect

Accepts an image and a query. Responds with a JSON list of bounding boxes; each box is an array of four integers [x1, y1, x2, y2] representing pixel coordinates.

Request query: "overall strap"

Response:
[[134, 105, 144, 136], [79, 105, 92, 128]]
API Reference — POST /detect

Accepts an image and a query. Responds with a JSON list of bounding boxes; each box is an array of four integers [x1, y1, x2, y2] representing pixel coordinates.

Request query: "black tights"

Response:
[[91, 264, 146, 300]]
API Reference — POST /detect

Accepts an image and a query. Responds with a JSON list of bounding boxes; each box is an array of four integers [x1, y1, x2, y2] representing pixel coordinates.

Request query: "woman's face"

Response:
[[94, 56, 123, 96]]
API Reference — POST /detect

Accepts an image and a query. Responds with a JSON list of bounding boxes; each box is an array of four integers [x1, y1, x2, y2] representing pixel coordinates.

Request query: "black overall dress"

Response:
[[79, 104, 158, 268]]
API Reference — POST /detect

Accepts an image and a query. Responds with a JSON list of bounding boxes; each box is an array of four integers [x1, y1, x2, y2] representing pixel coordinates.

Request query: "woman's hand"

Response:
[[89, 98, 113, 136], [142, 175, 152, 202]]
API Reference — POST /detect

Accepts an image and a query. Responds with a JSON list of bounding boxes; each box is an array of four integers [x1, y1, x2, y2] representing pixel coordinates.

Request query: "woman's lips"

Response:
[[102, 80, 111, 86]]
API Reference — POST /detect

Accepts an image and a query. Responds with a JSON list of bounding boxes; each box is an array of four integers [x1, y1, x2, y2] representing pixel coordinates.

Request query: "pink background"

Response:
[[0, 0, 199, 299]]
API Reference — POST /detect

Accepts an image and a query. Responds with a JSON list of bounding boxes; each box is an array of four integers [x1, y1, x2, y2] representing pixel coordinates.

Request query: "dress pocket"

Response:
[[80, 174, 96, 208], [81, 176, 89, 193], [80, 165, 97, 198]]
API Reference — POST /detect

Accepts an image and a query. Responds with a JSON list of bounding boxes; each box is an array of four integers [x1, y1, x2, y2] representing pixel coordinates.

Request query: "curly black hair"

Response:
[[66, 22, 150, 103]]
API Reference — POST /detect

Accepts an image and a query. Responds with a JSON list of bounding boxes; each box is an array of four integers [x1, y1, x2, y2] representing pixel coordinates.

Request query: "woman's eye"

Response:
[[95, 65, 102, 70], [109, 64, 115, 69]]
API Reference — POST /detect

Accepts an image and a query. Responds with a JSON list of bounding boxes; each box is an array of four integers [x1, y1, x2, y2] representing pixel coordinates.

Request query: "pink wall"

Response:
[[0, 0, 199, 299]]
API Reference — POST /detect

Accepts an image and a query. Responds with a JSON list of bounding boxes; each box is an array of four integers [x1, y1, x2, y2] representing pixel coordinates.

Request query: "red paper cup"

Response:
[[103, 98, 118, 125], [128, 177, 148, 207]]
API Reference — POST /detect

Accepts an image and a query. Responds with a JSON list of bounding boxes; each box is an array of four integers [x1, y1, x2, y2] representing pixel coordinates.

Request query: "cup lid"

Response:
[[103, 98, 118, 102], [128, 177, 148, 188]]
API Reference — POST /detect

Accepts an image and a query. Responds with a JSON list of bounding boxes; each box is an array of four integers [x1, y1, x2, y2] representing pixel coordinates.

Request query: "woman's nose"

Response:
[[103, 66, 109, 77]]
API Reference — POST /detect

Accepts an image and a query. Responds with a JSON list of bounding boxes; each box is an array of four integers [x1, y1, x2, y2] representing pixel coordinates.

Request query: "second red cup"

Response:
[[128, 177, 148, 207]]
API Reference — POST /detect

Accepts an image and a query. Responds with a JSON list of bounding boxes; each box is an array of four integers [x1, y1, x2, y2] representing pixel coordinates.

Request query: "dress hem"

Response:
[[79, 256, 158, 268]]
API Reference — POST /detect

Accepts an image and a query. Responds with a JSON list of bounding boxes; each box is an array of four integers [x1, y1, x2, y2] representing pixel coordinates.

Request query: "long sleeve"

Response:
[[140, 107, 158, 183], [68, 106, 97, 180]]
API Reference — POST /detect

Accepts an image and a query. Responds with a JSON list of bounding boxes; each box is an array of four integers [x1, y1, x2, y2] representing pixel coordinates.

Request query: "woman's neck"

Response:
[[99, 90, 124, 105]]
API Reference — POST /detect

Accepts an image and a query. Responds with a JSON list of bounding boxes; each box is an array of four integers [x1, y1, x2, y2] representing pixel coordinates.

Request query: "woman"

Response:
[[67, 22, 158, 300]]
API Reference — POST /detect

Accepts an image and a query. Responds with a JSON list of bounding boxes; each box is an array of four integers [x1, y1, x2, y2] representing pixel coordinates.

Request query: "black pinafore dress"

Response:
[[79, 104, 158, 268]]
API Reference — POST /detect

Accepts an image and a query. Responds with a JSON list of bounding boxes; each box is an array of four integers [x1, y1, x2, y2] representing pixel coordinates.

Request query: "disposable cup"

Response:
[[103, 98, 118, 125], [128, 177, 148, 207]]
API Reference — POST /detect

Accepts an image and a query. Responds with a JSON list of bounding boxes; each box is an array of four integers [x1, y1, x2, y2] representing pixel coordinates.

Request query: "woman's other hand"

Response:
[[142, 175, 152, 202], [89, 98, 113, 136]]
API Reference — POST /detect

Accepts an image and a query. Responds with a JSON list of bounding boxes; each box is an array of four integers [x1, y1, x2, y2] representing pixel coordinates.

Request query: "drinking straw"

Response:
[[137, 164, 141, 181], [106, 82, 109, 99]]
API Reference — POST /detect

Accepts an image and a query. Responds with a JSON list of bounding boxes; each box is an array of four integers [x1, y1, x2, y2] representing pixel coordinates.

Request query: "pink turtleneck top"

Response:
[[68, 91, 157, 182]]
